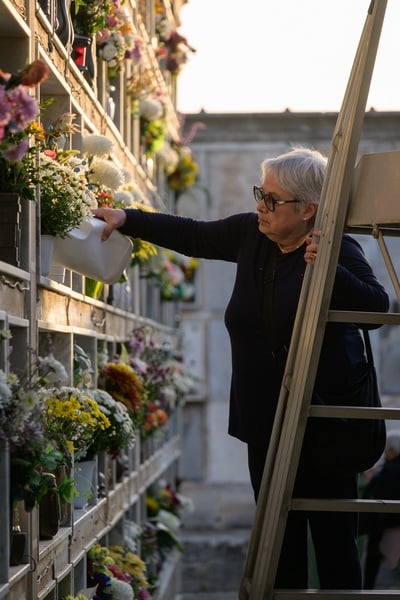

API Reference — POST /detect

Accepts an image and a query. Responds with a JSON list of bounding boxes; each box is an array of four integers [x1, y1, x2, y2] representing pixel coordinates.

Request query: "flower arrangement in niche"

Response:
[[87, 543, 151, 599], [0, 59, 49, 197], [156, 24, 195, 75], [126, 66, 158, 112], [128, 327, 196, 437], [96, 0, 140, 78], [98, 357, 145, 430], [167, 144, 199, 197], [155, 1, 195, 76], [139, 93, 168, 157], [38, 150, 95, 236], [87, 388, 136, 458], [0, 368, 67, 511], [144, 248, 199, 302], [81, 133, 132, 208], [39, 386, 111, 460]]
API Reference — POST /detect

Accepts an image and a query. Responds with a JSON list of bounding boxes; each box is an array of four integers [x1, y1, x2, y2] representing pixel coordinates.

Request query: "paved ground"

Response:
[[176, 482, 400, 598]]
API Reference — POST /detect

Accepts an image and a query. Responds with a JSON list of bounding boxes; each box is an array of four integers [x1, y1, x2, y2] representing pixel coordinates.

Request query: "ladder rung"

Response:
[[327, 310, 400, 325], [291, 498, 400, 513], [274, 590, 400, 598], [309, 405, 400, 419]]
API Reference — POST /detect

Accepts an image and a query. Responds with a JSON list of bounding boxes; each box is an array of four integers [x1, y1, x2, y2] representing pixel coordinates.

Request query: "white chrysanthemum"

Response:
[[38, 353, 69, 382], [101, 42, 119, 62], [140, 97, 164, 121], [21, 390, 39, 410], [82, 134, 114, 157], [89, 158, 124, 190], [106, 577, 134, 600], [114, 190, 133, 207]]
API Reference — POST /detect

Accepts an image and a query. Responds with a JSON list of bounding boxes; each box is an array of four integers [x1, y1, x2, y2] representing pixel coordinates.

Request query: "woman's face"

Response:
[[256, 171, 315, 243]]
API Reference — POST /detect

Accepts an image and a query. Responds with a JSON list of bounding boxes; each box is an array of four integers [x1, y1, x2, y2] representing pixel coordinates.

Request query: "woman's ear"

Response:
[[302, 203, 318, 222]]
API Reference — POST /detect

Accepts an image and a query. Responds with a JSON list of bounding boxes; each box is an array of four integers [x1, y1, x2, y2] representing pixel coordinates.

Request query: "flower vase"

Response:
[[39, 473, 61, 540], [74, 459, 96, 509], [0, 194, 22, 267], [9, 504, 27, 566], [40, 234, 55, 277], [72, 35, 95, 83]]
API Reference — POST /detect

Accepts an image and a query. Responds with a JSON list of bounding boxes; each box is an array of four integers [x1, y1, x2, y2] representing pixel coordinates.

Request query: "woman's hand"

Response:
[[304, 230, 321, 265], [92, 207, 127, 241]]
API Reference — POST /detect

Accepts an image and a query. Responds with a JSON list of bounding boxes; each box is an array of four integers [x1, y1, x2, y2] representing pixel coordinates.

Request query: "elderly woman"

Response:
[[94, 147, 389, 590]]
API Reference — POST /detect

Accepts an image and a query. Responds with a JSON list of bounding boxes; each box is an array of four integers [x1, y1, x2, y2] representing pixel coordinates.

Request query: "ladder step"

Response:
[[309, 405, 400, 419], [327, 310, 400, 325], [274, 590, 400, 598], [291, 498, 400, 513]]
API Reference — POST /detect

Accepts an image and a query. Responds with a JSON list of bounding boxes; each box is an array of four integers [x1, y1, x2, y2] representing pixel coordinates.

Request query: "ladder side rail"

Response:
[[374, 228, 400, 301], [240, 2, 388, 599]]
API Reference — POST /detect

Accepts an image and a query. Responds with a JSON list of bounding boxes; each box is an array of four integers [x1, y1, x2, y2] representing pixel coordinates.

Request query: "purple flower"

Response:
[[3, 139, 29, 161], [0, 87, 12, 127], [8, 86, 38, 132]]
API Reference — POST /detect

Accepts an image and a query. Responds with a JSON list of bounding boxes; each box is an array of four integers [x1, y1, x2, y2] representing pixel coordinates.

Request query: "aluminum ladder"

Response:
[[239, 1, 400, 598]]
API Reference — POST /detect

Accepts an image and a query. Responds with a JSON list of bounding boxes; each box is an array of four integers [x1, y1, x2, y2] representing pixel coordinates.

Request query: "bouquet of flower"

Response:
[[40, 386, 111, 460], [0, 368, 67, 510], [0, 59, 48, 197], [167, 144, 199, 196], [127, 327, 196, 437], [144, 248, 199, 302], [87, 543, 151, 599], [81, 133, 130, 209], [87, 388, 136, 458], [98, 360, 145, 429], [96, 0, 140, 78], [38, 150, 95, 237]]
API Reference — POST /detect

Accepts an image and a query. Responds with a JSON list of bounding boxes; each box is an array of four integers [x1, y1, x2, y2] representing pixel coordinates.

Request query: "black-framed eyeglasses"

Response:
[[253, 185, 301, 212]]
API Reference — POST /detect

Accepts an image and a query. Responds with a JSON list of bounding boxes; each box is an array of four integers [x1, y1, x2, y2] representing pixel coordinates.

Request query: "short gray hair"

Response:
[[260, 147, 327, 206]]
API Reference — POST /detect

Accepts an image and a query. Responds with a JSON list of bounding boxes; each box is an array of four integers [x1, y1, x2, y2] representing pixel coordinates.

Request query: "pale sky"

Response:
[[177, 0, 400, 114]]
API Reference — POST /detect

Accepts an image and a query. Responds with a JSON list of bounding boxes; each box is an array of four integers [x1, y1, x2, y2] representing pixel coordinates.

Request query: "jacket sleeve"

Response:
[[330, 235, 389, 314], [119, 209, 255, 262]]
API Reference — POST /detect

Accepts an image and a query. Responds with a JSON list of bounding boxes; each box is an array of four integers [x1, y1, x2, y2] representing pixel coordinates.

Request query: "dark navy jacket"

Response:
[[120, 210, 389, 448]]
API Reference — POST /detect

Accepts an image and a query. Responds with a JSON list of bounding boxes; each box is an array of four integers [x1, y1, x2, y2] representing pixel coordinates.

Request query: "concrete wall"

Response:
[[177, 110, 400, 485]]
